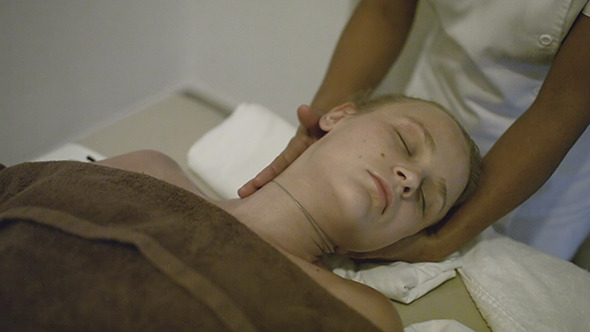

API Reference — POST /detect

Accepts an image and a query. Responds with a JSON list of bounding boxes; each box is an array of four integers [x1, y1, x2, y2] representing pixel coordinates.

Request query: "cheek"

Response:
[[386, 203, 424, 239], [323, 178, 376, 249], [348, 125, 392, 152], [334, 178, 373, 222]]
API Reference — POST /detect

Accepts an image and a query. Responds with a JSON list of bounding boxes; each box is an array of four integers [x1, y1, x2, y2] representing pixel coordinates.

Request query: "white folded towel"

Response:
[[323, 254, 461, 304], [458, 228, 590, 332], [187, 103, 296, 199], [404, 320, 475, 332]]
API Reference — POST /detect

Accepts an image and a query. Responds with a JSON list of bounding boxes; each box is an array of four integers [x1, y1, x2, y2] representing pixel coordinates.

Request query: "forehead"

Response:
[[372, 101, 464, 141], [372, 100, 449, 121]]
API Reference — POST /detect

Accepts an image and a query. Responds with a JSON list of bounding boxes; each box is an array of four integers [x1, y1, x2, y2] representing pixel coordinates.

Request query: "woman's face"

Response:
[[298, 101, 470, 252]]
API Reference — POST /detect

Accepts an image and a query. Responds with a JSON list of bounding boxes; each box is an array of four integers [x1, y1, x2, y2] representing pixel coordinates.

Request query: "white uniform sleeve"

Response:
[[583, 1, 590, 16]]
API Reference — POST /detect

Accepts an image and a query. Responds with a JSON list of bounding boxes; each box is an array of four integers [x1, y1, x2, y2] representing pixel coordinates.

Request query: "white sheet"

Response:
[[33, 143, 106, 163]]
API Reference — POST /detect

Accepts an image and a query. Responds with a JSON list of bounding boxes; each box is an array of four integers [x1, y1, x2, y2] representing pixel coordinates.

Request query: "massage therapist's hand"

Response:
[[238, 104, 324, 198], [349, 229, 445, 263]]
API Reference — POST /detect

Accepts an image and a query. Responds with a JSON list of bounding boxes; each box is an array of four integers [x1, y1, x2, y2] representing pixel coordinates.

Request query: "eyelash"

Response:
[[396, 132, 412, 156], [419, 189, 426, 216]]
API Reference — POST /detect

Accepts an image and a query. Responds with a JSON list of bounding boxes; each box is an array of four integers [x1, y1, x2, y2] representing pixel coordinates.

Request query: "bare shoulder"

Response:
[[327, 272, 403, 332], [96, 150, 208, 197], [290, 256, 403, 331]]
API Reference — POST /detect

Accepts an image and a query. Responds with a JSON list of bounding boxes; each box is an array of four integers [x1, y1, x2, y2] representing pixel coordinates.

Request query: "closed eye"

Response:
[[396, 131, 411, 156], [419, 189, 426, 216]]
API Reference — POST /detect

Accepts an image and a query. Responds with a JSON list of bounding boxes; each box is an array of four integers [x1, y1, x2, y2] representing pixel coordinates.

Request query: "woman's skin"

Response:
[[97, 100, 470, 331]]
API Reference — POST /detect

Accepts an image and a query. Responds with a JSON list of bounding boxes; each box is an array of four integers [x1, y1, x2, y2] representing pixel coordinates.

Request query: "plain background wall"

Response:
[[187, 1, 355, 124], [187, 1, 433, 124], [1, 0, 195, 165], [1, 0, 431, 165]]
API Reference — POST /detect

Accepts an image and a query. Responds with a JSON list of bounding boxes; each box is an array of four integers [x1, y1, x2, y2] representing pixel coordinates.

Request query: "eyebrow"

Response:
[[407, 116, 436, 152]]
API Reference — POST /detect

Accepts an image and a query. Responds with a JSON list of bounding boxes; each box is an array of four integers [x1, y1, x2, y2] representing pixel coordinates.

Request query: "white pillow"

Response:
[[187, 103, 296, 198]]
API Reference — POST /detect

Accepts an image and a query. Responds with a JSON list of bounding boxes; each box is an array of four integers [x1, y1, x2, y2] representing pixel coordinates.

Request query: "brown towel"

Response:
[[0, 161, 380, 332]]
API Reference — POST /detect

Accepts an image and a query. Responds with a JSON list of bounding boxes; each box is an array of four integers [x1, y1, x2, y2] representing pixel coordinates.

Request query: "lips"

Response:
[[368, 171, 393, 214]]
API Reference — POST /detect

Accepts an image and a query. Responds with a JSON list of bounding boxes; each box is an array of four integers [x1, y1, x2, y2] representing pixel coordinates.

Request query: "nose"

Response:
[[393, 166, 420, 198]]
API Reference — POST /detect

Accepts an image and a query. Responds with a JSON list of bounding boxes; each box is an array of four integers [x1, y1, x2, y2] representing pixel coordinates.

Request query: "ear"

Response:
[[319, 102, 357, 132]]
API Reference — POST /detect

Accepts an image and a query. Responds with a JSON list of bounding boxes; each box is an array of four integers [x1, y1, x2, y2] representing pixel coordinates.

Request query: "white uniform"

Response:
[[405, 0, 590, 260]]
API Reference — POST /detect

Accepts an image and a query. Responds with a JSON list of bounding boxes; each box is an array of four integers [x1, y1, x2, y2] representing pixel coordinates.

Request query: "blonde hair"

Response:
[[349, 92, 482, 206]]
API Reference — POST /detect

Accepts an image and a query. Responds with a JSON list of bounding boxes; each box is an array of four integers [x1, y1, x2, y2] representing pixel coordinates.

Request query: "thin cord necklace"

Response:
[[271, 180, 335, 255]]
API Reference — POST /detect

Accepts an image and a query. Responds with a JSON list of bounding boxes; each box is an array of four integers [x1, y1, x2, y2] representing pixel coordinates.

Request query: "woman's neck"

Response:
[[214, 180, 333, 263]]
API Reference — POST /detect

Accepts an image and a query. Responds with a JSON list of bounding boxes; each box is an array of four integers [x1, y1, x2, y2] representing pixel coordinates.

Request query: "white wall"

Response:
[[186, 0, 433, 124], [187, 1, 355, 124], [1, 0, 194, 165], [1, 0, 430, 165]]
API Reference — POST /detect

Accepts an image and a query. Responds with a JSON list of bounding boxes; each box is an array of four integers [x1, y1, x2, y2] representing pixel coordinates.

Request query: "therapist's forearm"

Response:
[[433, 14, 590, 257], [437, 103, 588, 253], [311, 0, 418, 114]]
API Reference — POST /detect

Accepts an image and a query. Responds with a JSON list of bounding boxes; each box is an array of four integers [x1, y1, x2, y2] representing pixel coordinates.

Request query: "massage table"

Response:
[[22, 92, 589, 331]]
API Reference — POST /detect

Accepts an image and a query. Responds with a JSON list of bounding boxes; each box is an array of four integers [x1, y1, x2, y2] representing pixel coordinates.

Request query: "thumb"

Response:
[[297, 104, 323, 138]]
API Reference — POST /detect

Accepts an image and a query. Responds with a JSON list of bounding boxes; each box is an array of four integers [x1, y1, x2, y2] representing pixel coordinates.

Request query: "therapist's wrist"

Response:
[[310, 88, 356, 116]]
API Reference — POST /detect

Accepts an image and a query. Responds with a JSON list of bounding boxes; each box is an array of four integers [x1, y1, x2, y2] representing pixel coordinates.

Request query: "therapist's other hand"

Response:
[[348, 229, 445, 263], [238, 104, 324, 198]]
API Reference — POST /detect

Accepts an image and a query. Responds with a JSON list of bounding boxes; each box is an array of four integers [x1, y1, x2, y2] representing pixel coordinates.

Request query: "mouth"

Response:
[[368, 171, 393, 214]]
